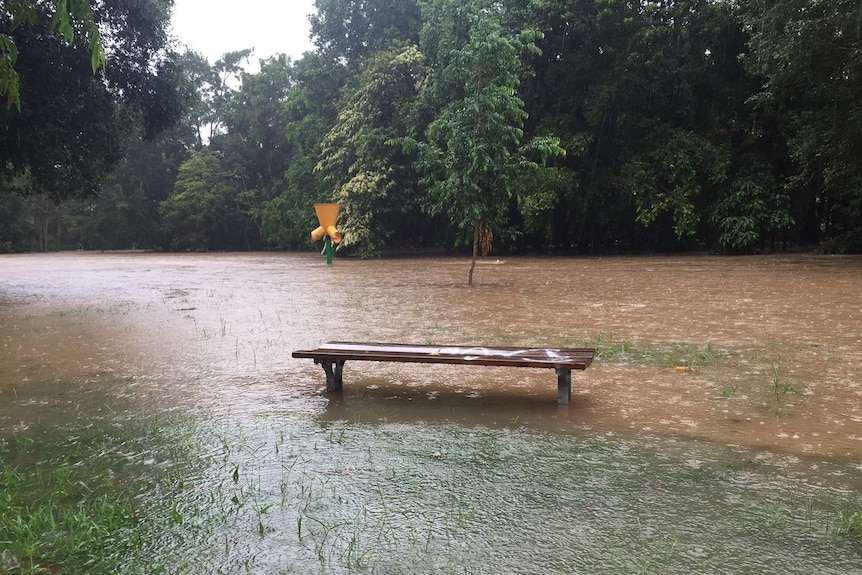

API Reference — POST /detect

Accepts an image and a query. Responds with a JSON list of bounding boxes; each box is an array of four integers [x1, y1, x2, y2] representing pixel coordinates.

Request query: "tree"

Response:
[[0, 178, 34, 251], [0, 0, 181, 201], [311, 0, 422, 69], [48, 50, 211, 252], [175, 50, 214, 151], [8, 0, 847, 255], [316, 46, 426, 256], [708, 155, 793, 253], [1, 0, 105, 108], [259, 52, 347, 249], [623, 125, 728, 241], [417, 11, 562, 284], [172, 49, 253, 148], [204, 50, 252, 143], [215, 54, 294, 247], [743, 0, 862, 251], [160, 150, 248, 251], [78, 122, 194, 251]]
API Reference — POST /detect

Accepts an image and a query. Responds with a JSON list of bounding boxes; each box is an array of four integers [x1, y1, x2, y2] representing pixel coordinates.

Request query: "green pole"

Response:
[[325, 235, 333, 265]]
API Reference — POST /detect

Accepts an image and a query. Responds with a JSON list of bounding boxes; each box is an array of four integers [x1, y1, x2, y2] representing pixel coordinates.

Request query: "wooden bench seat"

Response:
[[292, 342, 595, 404]]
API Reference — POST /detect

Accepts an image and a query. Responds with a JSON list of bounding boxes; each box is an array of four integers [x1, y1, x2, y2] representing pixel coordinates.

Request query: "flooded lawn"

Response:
[[1, 252, 861, 573]]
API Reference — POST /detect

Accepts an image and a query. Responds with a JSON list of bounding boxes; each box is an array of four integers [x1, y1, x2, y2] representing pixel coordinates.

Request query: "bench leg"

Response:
[[556, 368, 572, 405], [317, 359, 345, 393]]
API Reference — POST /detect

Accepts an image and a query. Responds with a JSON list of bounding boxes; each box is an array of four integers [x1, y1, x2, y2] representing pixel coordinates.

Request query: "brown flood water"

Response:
[[1, 252, 861, 459]]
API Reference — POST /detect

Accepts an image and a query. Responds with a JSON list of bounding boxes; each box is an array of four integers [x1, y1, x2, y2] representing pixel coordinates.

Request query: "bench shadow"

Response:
[[316, 380, 591, 430]]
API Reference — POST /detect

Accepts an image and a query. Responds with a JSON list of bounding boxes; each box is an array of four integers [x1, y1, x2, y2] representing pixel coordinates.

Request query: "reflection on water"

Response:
[[1, 252, 861, 572]]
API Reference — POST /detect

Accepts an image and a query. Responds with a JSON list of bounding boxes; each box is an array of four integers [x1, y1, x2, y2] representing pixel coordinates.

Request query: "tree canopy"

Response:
[[0, 0, 180, 199], [1, 0, 106, 109]]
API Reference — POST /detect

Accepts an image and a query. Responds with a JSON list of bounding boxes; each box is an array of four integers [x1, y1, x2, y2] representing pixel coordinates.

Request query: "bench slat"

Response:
[[293, 350, 590, 369], [300, 341, 594, 368]]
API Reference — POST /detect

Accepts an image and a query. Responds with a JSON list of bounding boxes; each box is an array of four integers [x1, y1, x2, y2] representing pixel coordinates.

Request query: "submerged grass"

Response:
[[0, 432, 146, 574], [1, 413, 861, 574], [835, 510, 862, 540], [762, 356, 810, 415], [0, 417, 212, 575], [441, 327, 729, 371], [580, 332, 727, 370]]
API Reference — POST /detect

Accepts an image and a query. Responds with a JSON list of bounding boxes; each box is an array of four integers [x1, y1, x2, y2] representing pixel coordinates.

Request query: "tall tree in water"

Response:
[[418, 11, 562, 285], [160, 149, 248, 251], [212, 54, 294, 247]]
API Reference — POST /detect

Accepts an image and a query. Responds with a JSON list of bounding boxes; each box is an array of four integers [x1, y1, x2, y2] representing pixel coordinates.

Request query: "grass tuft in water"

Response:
[[580, 332, 727, 370], [718, 384, 737, 399], [764, 357, 809, 415], [834, 510, 862, 540], [626, 533, 678, 575]]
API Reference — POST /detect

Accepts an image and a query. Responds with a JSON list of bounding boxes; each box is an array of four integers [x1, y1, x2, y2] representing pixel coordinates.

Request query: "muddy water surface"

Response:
[[1, 252, 861, 573], [2, 252, 860, 455]]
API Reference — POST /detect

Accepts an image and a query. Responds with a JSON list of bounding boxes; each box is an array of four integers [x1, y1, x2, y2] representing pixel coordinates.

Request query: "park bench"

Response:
[[292, 341, 595, 405]]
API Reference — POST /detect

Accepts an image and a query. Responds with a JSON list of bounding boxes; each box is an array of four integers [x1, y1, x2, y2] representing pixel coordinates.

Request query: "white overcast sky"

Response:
[[170, 0, 318, 70]]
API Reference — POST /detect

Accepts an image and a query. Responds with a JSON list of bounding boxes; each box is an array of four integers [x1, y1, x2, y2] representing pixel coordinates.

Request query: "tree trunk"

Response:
[[468, 219, 479, 287], [40, 216, 48, 252]]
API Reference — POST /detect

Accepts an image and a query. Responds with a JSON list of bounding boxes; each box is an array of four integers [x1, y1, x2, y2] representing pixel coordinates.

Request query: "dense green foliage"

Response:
[[0, 0, 181, 236], [1, 0, 106, 109], [1, 0, 861, 256]]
